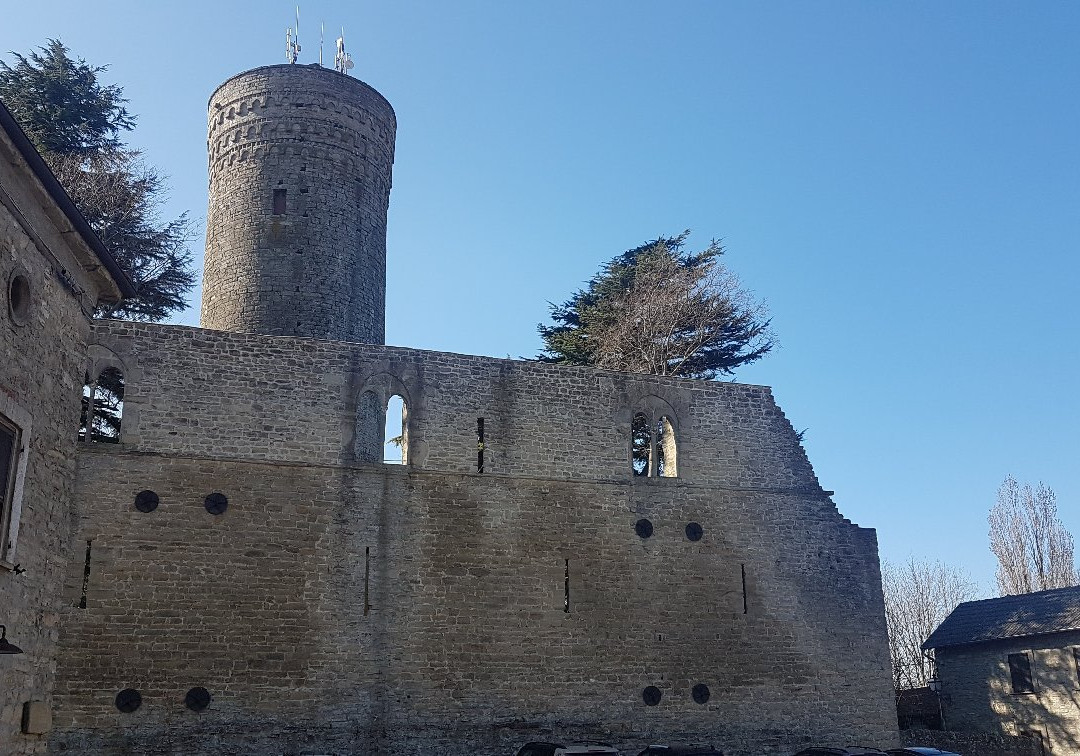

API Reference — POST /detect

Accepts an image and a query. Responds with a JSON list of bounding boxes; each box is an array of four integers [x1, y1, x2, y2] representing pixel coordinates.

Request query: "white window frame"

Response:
[[0, 398, 31, 568]]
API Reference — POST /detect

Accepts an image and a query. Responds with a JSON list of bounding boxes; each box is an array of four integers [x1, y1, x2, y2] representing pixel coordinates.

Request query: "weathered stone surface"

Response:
[[902, 728, 1043, 756], [0, 115, 121, 755], [200, 64, 395, 344], [47, 321, 899, 755]]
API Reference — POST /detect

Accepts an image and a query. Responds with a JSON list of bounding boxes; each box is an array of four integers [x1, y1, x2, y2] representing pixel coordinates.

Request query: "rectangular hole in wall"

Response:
[[741, 562, 748, 614], [477, 418, 485, 473], [79, 540, 92, 609], [364, 546, 371, 616], [273, 188, 287, 215], [564, 559, 570, 613]]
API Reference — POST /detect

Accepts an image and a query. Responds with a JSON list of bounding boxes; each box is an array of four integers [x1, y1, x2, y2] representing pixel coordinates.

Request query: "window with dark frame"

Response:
[[0, 416, 19, 561], [273, 188, 287, 215], [1009, 652, 1035, 693]]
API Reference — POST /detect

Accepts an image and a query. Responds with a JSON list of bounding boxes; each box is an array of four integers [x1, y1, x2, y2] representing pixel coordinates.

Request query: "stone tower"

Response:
[[200, 64, 396, 343]]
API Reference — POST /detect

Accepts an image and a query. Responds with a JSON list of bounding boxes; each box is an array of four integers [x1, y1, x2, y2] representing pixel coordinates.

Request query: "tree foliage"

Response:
[[0, 40, 195, 320], [537, 232, 775, 379], [881, 558, 978, 690], [989, 475, 1078, 596]]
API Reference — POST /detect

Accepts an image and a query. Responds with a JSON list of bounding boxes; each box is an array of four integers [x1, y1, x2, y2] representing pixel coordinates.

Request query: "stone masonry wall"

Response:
[[200, 64, 395, 343], [0, 135, 106, 755], [49, 321, 898, 754], [936, 631, 1080, 755], [78, 320, 825, 490]]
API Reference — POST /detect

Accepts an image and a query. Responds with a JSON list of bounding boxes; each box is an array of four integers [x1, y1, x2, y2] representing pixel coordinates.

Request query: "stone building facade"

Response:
[[925, 587, 1080, 755], [15, 63, 898, 754], [0, 101, 131, 755]]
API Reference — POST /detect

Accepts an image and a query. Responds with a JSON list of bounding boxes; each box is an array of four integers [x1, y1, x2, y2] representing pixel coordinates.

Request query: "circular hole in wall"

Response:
[[204, 492, 228, 515], [685, 522, 703, 542], [134, 490, 159, 513], [692, 683, 711, 704], [642, 685, 662, 706], [115, 688, 142, 713], [8, 273, 31, 326], [184, 686, 212, 712], [634, 518, 654, 538]]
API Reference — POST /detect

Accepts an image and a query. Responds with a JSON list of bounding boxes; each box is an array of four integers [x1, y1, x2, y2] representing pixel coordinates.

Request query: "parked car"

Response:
[[792, 749, 889, 756], [515, 742, 621, 756], [636, 746, 724, 755], [886, 749, 961, 756]]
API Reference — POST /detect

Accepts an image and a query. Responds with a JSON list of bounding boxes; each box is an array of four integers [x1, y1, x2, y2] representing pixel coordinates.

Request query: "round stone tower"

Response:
[[200, 64, 396, 343]]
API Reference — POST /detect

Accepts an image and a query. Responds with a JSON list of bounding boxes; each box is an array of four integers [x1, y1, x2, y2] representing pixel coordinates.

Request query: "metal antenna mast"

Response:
[[335, 27, 354, 74], [286, 6, 302, 64]]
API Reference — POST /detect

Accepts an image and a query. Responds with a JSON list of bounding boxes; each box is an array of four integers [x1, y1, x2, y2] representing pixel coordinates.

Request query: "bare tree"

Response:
[[989, 475, 1078, 596], [881, 558, 978, 690]]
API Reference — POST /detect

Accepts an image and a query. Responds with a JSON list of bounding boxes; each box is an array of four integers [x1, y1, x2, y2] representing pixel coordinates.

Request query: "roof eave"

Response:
[[0, 100, 136, 299]]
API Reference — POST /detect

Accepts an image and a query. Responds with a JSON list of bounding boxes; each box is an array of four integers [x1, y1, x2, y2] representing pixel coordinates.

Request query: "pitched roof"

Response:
[[923, 585, 1080, 650], [0, 99, 135, 298]]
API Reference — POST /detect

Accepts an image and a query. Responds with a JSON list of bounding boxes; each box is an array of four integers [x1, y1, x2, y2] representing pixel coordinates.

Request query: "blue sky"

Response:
[[6, 2, 1079, 594]]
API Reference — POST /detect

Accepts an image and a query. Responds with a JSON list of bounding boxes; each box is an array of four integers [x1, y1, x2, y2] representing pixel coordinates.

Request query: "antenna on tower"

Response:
[[320, 22, 325, 66], [286, 6, 302, 64], [335, 27, 354, 74]]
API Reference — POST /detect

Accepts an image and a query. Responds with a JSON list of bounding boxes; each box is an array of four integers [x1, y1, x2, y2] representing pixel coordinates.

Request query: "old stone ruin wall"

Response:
[[50, 321, 898, 755]]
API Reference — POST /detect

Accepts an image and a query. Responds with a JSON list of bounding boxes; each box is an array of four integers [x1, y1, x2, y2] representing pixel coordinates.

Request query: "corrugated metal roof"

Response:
[[923, 585, 1080, 650]]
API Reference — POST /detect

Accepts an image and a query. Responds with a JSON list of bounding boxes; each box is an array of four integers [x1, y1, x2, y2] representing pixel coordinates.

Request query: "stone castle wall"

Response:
[[49, 321, 899, 755], [200, 65, 395, 343]]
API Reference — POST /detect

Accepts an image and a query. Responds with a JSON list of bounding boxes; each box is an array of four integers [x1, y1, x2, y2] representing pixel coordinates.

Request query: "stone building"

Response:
[[0, 62, 897, 755], [0, 101, 133, 754], [924, 585, 1080, 755]]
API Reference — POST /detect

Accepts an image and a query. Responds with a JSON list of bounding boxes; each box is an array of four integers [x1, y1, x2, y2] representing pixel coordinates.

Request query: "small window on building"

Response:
[[273, 188, 287, 215], [79, 367, 125, 443], [1074, 648, 1080, 686], [0, 414, 23, 564], [1009, 652, 1035, 694], [631, 409, 678, 478], [384, 394, 408, 464], [631, 413, 650, 476], [7, 272, 31, 326], [655, 415, 677, 477]]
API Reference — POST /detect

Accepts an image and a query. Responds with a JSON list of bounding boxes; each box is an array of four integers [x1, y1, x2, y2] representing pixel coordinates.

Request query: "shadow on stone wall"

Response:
[[901, 729, 1043, 756]]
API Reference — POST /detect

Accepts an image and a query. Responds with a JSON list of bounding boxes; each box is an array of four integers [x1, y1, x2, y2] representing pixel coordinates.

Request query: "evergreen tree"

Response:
[[0, 40, 195, 320], [538, 232, 775, 379]]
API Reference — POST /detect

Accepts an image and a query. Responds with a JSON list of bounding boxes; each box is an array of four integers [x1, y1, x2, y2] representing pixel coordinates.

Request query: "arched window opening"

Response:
[[384, 394, 408, 465], [80, 367, 124, 444], [632, 412, 651, 476], [656, 415, 678, 478]]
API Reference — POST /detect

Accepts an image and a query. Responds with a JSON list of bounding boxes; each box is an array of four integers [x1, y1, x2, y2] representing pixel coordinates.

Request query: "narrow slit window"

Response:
[[563, 559, 570, 613], [656, 415, 678, 477], [383, 394, 408, 464], [477, 418, 485, 473], [741, 563, 748, 614], [364, 546, 371, 615], [273, 188, 287, 215], [79, 540, 92, 609], [632, 413, 651, 476], [1009, 652, 1034, 693]]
